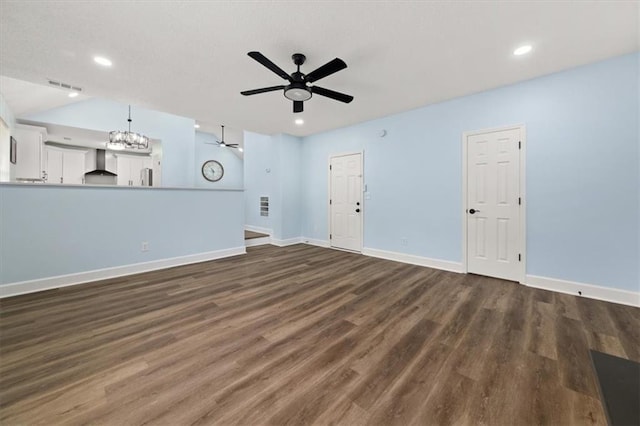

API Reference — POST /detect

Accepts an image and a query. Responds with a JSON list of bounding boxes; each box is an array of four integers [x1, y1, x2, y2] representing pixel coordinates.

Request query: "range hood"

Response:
[[85, 149, 117, 176]]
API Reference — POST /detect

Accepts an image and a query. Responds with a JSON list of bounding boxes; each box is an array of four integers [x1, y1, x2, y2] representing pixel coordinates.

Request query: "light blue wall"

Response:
[[0, 92, 15, 129], [0, 185, 244, 284], [244, 131, 274, 230], [301, 53, 639, 292], [243, 131, 303, 240], [194, 131, 243, 189], [24, 99, 196, 187], [273, 133, 303, 240]]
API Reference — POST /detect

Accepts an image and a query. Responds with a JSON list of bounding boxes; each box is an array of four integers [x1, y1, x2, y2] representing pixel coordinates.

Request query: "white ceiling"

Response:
[[0, 1, 637, 137], [0, 75, 89, 117]]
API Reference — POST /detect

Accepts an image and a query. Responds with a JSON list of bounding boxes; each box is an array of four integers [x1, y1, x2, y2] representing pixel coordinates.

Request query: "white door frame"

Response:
[[461, 124, 526, 283], [328, 151, 364, 253]]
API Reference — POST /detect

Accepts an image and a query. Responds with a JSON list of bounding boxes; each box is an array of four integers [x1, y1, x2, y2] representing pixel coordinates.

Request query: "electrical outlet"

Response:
[[141, 241, 149, 252], [401, 238, 408, 246]]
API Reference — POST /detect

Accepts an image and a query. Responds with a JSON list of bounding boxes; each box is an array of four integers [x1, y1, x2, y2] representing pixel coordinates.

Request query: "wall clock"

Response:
[[202, 160, 224, 182]]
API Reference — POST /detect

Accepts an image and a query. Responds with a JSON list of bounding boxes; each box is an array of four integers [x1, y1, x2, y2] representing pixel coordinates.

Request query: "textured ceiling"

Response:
[[0, 1, 637, 137]]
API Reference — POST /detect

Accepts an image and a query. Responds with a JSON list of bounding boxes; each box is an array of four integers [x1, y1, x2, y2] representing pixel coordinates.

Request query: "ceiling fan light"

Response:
[[284, 87, 312, 101]]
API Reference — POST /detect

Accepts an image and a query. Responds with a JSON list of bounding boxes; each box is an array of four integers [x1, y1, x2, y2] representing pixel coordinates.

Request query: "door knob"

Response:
[[355, 208, 360, 213], [469, 208, 479, 214]]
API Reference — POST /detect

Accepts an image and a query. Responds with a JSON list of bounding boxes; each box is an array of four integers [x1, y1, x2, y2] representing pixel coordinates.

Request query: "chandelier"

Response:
[[107, 105, 149, 150]]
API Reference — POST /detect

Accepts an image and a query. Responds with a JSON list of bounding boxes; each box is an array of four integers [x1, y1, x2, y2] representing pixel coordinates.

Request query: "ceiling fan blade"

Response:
[[293, 101, 304, 113], [226, 144, 239, 147], [305, 58, 347, 83], [247, 52, 292, 81], [241, 85, 285, 96], [310, 86, 354, 103]]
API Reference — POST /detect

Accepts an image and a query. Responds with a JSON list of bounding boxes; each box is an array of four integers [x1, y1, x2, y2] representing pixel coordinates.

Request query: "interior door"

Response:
[[467, 128, 522, 281], [330, 153, 362, 252]]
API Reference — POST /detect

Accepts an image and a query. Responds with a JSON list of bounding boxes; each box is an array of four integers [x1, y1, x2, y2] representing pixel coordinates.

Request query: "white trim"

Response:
[[244, 225, 272, 235], [328, 151, 364, 253], [362, 247, 463, 273], [303, 238, 330, 248], [271, 237, 304, 247], [526, 275, 640, 308], [462, 124, 526, 283], [0, 246, 246, 299]]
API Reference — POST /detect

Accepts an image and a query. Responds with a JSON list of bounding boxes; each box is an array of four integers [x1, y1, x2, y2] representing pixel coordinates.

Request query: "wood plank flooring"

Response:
[[0, 244, 638, 425], [245, 230, 269, 240]]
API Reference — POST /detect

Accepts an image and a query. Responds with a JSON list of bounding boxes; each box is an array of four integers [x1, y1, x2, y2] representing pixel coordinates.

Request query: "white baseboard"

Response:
[[245, 225, 272, 235], [0, 246, 247, 299], [302, 238, 330, 248], [271, 237, 304, 247], [526, 275, 640, 308], [362, 247, 463, 273], [245, 237, 271, 247]]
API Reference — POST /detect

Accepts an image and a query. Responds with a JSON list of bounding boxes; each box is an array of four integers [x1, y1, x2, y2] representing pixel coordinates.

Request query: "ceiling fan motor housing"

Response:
[[292, 53, 306, 66]]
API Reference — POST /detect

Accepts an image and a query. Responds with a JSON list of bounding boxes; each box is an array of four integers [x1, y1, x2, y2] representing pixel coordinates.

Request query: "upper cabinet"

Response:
[[13, 125, 47, 181]]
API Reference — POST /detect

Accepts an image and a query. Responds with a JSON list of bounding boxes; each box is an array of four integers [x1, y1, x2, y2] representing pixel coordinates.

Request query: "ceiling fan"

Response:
[[241, 51, 354, 113], [215, 125, 240, 149]]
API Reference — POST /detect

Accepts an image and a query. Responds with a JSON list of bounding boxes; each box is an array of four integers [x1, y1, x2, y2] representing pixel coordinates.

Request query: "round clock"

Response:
[[202, 160, 224, 182]]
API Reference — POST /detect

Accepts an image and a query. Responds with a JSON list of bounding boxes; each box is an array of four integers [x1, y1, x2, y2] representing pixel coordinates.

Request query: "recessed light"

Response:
[[295, 118, 304, 125], [94, 56, 113, 67], [68, 92, 79, 98], [194, 124, 200, 129], [513, 45, 532, 56]]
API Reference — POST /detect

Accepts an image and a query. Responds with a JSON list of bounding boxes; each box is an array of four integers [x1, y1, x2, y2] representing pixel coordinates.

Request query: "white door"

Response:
[[330, 153, 362, 252], [466, 127, 522, 282]]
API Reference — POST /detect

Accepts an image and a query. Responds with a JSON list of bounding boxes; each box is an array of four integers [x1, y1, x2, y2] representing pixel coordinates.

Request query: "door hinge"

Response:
[[518, 141, 521, 149], [518, 197, 521, 205], [329, 164, 332, 170], [330, 234, 332, 239], [329, 199, 332, 205], [518, 254, 522, 262]]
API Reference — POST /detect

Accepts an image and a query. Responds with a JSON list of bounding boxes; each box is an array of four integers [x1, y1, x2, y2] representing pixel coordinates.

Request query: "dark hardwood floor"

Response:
[[245, 230, 269, 240], [0, 244, 638, 425]]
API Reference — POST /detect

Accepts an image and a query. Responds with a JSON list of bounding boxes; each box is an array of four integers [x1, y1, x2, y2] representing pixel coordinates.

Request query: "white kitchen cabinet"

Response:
[[46, 148, 63, 184], [45, 146, 86, 184], [13, 126, 46, 181], [62, 151, 85, 184], [116, 154, 153, 186]]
